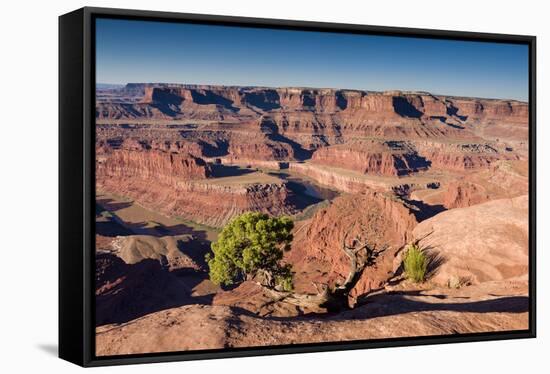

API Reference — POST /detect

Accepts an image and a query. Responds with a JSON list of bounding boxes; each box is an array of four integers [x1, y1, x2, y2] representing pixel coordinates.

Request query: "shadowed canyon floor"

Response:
[[95, 84, 529, 355]]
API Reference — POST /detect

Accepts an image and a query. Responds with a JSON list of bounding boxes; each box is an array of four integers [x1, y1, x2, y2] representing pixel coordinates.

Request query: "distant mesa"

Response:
[[96, 83, 528, 124]]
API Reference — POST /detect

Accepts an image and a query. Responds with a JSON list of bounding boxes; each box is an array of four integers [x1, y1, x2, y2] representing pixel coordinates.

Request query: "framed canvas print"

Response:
[[59, 7, 536, 367]]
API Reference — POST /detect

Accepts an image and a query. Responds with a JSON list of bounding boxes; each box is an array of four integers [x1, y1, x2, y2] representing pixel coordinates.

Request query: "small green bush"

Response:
[[403, 243, 428, 283]]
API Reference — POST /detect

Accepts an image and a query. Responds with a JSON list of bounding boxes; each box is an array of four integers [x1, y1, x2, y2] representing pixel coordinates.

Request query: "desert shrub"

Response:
[[403, 243, 428, 283], [448, 275, 471, 289], [206, 212, 294, 291]]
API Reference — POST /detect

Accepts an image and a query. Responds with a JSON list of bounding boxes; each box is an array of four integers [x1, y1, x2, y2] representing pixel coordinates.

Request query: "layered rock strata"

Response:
[[96, 149, 299, 227], [311, 140, 429, 176], [96, 149, 211, 181], [97, 84, 528, 146]]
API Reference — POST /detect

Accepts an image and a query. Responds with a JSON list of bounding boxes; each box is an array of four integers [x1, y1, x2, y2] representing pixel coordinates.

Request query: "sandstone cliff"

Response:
[[288, 162, 438, 195], [415, 140, 521, 171], [442, 181, 490, 209], [130, 85, 528, 126], [96, 153, 298, 227], [98, 177, 298, 228], [96, 149, 211, 182], [410, 160, 529, 209], [311, 140, 429, 176], [97, 84, 528, 146]]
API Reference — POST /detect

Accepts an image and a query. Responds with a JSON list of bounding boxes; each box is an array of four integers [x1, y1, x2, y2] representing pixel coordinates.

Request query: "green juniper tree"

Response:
[[206, 212, 294, 291], [207, 214, 387, 313]]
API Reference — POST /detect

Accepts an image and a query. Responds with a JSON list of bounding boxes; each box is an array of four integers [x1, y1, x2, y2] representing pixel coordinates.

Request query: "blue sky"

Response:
[[96, 18, 529, 101]]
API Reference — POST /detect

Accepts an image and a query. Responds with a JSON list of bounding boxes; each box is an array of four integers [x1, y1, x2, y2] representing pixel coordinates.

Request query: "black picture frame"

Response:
[[59, 6, 537, 367]]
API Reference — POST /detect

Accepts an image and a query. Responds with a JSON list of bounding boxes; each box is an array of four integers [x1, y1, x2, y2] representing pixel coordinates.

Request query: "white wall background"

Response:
[[0, 0, 546, 372]]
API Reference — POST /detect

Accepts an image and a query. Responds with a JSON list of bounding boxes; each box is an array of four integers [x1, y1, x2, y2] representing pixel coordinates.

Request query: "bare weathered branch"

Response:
[[257, 225, 389, 313]]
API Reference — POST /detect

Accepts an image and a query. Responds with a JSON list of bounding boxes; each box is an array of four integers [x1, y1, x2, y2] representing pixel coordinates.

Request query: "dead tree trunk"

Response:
[[257, 226, 387, 313]]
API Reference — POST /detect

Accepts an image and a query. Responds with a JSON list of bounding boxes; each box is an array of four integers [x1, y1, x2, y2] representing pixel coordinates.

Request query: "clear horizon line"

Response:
[[96, 81, 528, 103]]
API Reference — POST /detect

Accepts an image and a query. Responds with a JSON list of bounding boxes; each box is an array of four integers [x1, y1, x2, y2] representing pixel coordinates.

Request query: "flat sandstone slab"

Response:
[[96, 281, 528, 356]]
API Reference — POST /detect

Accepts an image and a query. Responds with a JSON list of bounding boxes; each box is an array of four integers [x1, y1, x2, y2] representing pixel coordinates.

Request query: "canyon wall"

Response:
[[96, 149, 211, 182], [415, 141, 521, 171], [288, 163, 379, 193], [288, 162, 437, 195], [97, 84, 528, 174], [97, 84, 528, 144], [96, 149, 299, 227], [95, 83, 529, 223], [98, 175, 297, 228], [135, 85, 528, 125], [311, 140, 430, 176], [446, 161, 528, 208], [442, 181, 491, 209]]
